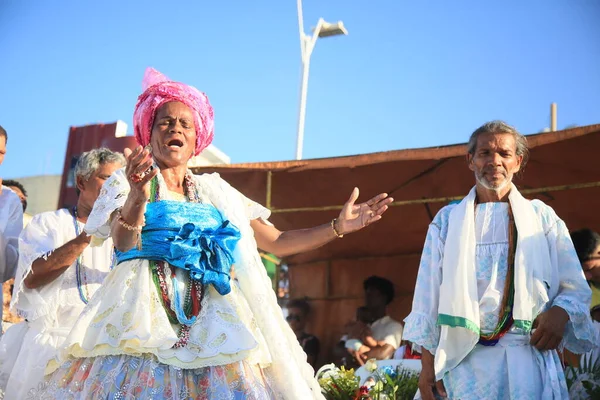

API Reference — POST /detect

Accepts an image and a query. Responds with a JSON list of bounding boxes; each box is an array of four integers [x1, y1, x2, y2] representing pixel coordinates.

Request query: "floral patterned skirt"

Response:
[[37, 354, 276, 399]]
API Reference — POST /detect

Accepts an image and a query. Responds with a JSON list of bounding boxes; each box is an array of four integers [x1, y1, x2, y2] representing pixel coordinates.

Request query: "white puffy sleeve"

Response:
[[84, 168, 130, 244], [547, 217, 598, 353], [403, 222, 445, 353], [11, 212, 65, 321], [238, 192, 271, 222]]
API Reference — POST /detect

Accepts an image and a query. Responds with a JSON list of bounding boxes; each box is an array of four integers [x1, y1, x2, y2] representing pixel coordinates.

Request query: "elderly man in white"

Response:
[[404, 121, 597, 400], [0, 148, 124, 399]]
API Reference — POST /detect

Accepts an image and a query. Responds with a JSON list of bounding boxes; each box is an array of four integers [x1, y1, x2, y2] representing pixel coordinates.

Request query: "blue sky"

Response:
[[1, 0, 599, 178]]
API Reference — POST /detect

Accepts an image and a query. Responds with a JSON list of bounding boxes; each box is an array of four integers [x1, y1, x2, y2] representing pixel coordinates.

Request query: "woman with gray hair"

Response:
[[0, 147, 125, 399]]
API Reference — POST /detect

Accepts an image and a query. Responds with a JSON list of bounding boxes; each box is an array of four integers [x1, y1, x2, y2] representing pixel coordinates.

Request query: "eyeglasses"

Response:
[[286, 314, 301, 322]]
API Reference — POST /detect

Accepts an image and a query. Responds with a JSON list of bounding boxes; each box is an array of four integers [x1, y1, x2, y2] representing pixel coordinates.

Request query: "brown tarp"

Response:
[[193, 124, 600, 366]]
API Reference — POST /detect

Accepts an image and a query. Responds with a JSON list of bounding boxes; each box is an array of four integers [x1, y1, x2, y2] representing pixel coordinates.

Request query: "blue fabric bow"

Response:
[[116, 201, 241, 296], [168, 220, 240, 295]]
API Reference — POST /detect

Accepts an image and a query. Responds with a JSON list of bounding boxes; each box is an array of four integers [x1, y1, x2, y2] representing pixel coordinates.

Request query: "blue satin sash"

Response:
[[116, 201, 241, 296]]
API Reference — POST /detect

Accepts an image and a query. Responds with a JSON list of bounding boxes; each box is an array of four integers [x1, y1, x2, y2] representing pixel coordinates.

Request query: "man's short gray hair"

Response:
[[467, 120, 529, 168], [75, 148, 126, 181]]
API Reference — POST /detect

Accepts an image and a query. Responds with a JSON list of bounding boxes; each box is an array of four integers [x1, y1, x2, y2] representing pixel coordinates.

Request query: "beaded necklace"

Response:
[[148, 173, 205, 348], [72, 207, 91, 304], [478, 205, 517, 346]]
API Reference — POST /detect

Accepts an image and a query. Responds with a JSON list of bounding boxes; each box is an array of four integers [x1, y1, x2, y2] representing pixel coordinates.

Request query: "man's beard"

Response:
[[475, 170, 512, 192]]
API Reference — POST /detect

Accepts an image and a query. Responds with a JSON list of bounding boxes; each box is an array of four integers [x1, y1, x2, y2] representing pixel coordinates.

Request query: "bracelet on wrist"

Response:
[[117, 210, 145, 250], [117, 210, 144, 232], [331, 218, 344, 238]]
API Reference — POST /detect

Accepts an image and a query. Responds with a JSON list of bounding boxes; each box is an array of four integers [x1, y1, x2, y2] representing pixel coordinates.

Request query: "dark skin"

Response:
[[24, 162, 122, 289], [419, 132, 572, 400], [582, 244, 600, 283], [6, 185, 26, 210], [287, 306, 318, 368], [345, 287, 395, 364], [419, 349, 447, 400]]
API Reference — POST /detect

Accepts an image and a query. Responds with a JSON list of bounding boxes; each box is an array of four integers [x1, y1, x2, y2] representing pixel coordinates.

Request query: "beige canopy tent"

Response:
[[193, 124, 600, 366]]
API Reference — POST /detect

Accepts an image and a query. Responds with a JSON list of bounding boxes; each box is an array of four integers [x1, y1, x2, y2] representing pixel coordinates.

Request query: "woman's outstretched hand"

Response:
[[336, 188, 393, 235]]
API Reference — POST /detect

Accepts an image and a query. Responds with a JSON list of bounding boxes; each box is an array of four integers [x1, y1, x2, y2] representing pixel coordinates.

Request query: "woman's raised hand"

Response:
[[124, 146, 159, 201]]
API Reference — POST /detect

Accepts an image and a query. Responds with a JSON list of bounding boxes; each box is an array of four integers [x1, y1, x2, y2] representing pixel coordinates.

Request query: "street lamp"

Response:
[[295, 0, 348, 160]]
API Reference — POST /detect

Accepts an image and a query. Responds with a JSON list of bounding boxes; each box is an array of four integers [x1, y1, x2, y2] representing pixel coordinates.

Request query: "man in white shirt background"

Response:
[[343, 275, 404, 364], [0, 125, 24, 334]]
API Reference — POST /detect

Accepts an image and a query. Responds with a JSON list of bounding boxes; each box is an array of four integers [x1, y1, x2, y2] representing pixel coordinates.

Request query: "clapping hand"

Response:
[[124, 146, 159, 200]]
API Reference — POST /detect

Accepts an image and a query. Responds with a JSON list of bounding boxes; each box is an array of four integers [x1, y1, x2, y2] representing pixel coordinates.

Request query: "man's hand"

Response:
[[530, 306, 570, 351], [419, 363, 446, 400], [77, 231, 92, 245], [348, 344, 372, 365], [419, 349, 446, 400]]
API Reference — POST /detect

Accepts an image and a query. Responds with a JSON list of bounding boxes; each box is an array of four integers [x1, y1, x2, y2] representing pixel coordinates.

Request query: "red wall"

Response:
[[58, 123, 137, 210]]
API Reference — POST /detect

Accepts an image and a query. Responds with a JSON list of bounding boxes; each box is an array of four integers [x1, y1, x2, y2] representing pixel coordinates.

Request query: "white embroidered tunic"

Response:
[[404, 201, 597, 399], [0, 209, 113, 399]]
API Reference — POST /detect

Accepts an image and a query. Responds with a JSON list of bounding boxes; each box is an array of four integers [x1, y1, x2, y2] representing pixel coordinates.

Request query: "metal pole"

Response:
[[295, 0, 308, 160], [295, 15, 323, 160], [297, 0, 305, 51], [295, 57, 311, 160]]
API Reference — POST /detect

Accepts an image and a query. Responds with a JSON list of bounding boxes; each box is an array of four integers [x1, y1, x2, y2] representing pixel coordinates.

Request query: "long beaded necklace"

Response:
[[478, 205, 517, 346], [148, 174, 205, 348], [72, 207, 91, 304]]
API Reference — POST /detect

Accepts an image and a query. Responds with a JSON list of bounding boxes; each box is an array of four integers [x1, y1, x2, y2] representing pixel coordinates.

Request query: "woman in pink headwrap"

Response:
[[39, 68, 393, 399]]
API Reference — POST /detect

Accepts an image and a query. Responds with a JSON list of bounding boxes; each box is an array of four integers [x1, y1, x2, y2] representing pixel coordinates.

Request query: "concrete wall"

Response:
[[9, 174, 62, 216]]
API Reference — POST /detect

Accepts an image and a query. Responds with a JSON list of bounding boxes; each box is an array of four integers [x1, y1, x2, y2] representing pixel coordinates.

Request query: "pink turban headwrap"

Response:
[[133, 68, 214, 156]]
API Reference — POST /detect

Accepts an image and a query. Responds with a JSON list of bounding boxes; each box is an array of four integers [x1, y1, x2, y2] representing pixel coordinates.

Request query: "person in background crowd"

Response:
[[2, 179, 27, 213], [394, 340, 422, 360], [0, 125, 23, 334], [571, 228, 600, 306], [564, 228, 600, 371], [343, 276, 404, 365], [0, 148, 125, 399], [287, 298, 321, 369], [341, 306, 382, 362], [2, 180, 30, 332]]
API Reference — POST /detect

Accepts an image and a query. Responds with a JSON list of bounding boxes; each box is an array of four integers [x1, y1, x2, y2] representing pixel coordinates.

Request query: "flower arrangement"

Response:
[[566, 353, 600, 399], [316, 364, 362, 400], [362, 359, 419, 400], [316, 360, 419, 400]]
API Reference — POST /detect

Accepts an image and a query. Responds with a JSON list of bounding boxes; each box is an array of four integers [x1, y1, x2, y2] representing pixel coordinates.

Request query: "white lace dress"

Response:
[[0, 209, 113, 399], [39, 169, 323, 400]]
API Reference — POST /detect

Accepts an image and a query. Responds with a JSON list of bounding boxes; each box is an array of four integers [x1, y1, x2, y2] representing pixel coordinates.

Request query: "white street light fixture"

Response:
[[295, 0, 348, 160], [314, 21, 348, 38]]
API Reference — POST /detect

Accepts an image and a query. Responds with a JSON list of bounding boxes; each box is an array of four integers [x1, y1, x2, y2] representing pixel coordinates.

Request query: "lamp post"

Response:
[[295, 0, 348, 160]]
